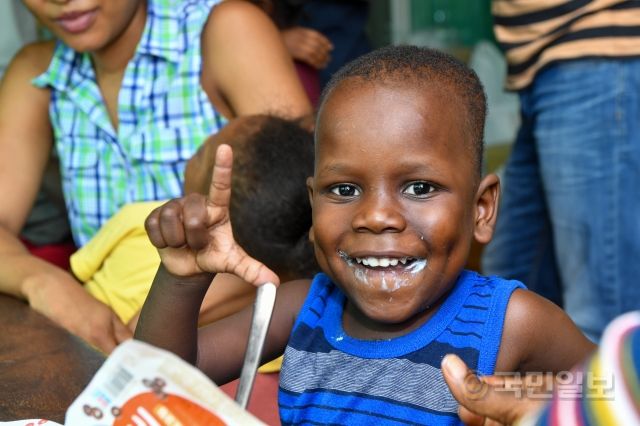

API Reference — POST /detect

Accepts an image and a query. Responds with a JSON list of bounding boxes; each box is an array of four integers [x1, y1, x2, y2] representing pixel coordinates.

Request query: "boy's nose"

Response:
[[351, 194, 406, 234]]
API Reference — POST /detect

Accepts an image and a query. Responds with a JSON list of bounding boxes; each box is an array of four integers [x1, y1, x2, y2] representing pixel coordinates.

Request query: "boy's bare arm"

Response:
[[201, 0, 312, 119], [194, 277, 311, 384], [136, 265, 309, 385], [443, 291, 596, 425], [495, 289, 596, 374], [126, 273, 257, 333], [0, 42, 132, 352], [135, 264, 214, 365]]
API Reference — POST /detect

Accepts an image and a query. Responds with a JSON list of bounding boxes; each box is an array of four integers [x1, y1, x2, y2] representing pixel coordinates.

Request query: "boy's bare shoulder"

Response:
[[278, 278, 314, 301], [273, 278, 313, 318], [10, 41, 56, 78], [496, 289, 596, 373]]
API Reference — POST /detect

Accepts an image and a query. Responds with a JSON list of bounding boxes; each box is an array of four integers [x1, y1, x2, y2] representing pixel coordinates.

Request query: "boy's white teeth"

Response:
[[356, 256, 408, 267]]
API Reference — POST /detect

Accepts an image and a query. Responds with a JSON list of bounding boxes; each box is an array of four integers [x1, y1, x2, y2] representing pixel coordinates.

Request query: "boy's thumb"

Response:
[[442, 354, 488, 400], [442, 354, 492, 425]]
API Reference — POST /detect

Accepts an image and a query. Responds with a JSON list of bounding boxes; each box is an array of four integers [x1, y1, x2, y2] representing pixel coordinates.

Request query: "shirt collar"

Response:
[[137, 0, 186, 63], [32, 41, 89, 92]]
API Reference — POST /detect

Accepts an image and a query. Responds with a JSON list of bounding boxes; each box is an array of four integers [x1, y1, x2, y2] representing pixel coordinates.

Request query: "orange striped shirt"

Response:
[[493, 0, 640, 89]]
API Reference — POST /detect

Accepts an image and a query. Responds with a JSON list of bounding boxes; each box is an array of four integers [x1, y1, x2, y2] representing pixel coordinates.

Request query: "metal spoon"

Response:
[[235, 282, 277, 409]]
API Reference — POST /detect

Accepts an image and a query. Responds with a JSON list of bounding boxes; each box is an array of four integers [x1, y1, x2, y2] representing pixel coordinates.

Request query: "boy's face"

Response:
[[308, 79, 488, 329], [22, 0, 144, 53]]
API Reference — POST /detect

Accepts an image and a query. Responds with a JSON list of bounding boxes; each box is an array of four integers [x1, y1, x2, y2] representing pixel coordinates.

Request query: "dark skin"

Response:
[[136, 78, 595, 391], [310, 80, 484, 339]]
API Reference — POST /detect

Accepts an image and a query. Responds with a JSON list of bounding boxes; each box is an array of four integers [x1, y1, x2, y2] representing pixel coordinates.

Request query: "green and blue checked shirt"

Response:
[[33, 0, 226, 246]]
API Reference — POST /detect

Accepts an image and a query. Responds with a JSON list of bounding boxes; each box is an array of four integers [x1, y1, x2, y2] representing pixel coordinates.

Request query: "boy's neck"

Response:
[[342, 295, 447, 341]]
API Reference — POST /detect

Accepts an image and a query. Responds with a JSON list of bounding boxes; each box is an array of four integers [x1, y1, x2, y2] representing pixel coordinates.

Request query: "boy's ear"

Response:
[[473, 173, 500, 245], [307, 177, 315, 244]]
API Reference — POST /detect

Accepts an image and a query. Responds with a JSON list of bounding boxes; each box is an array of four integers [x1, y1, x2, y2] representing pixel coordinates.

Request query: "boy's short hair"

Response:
[[319, 45, 487, 175], [229, 116, 318, 279]]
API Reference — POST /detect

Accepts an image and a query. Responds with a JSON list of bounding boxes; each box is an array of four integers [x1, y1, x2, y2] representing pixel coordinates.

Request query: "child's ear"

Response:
[[307, 177, 315, 244], [473, 173, 500, 244]]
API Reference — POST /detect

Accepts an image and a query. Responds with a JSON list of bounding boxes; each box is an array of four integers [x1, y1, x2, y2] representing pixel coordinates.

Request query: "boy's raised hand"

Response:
[[441, 354, 546, 425], [145, 144, 279, 286]]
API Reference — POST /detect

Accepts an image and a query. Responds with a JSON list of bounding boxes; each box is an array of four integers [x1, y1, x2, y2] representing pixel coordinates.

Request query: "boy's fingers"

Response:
[[442, 355, 500, 416], [207, 144, 233, 209], [159, 199, 187, 248], [303, 28, 333, 49], [182, 193, 209, 250], [457, 406, 487, 426], [145, 206, 168, 248], [229, 247, 280, 287]]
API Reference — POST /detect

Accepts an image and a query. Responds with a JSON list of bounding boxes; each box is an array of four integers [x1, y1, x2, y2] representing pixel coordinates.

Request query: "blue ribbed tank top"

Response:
[[279, 270, 525, 425]]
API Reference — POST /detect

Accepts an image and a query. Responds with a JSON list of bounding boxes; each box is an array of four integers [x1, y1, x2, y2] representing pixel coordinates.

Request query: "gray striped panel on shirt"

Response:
[[280, 346, 458, 413]]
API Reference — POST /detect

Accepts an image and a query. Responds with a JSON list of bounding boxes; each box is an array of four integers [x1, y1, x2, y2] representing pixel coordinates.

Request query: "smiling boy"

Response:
[[136, 45, 594, 425]]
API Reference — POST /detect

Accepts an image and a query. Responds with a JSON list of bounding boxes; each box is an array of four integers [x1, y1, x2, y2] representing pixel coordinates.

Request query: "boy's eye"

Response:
[[330, 184, 360, 197], [403, 182, 435, 197]]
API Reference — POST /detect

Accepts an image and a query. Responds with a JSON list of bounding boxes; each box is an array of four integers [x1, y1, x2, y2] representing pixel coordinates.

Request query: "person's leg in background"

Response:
[[482, 89, 563, 307], [535, 58, 640, 342]]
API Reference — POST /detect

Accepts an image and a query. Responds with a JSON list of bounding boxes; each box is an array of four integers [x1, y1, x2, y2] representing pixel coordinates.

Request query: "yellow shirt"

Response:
[[71, 201, 164, 324], [71, 200, 284, 372]]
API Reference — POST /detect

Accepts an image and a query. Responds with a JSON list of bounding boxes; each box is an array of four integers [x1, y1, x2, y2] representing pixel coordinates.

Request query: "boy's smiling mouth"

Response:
[[338, 250, 426, 272], [355, 256, 414, 268], [337, 250, 428, 292]]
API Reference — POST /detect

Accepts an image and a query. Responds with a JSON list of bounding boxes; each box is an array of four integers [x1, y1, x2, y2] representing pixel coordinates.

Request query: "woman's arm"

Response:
[[0, 42, 53, 254], [200, 0, 313, 119], [0, 42, 132, 352]]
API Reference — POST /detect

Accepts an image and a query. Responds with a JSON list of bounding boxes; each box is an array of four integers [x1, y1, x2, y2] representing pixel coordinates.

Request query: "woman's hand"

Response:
[[282, 26, 333, 70], [145, 144, 279, 287], [23, 269, 132, 354]]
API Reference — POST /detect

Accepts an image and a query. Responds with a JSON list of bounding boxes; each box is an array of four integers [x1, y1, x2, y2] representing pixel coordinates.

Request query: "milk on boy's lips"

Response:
[[338, 249, 427, 292]]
